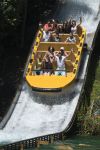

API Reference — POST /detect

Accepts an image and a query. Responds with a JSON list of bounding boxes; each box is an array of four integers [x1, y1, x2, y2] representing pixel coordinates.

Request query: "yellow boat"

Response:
[[25, 24, 86, 91]]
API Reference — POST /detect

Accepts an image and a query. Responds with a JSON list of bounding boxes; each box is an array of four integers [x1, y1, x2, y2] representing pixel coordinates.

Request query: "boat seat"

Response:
[[65, 60, 74, 72], [34, 51, 75, 72], [38, 42, 78, 53], [41, 33, 80, 44], [77, 25, 83, 37], [37, 51, 72, 60], [29, 60, 74, 74], [58, 34, 80, 45], [67, 51, 76, 62], [36, 51, 45, 59]]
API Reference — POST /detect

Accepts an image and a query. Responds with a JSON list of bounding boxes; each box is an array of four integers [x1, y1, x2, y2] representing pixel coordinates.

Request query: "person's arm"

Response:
[[54, 51, 59, 56], [54, 55, 57, 61], [43, 53, 47, 60], [41, 59, 45, 71], [64, 51, 69, 57], [42, 31, 47, 41], [70, 48, 74, 52], [79, 17, 82, 25], [49, 56, 54, 63], [65, 37, 69, 43], [73, 37, 76, 43]]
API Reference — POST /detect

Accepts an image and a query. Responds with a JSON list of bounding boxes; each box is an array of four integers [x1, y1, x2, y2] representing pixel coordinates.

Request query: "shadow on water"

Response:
[[27, 85, 76, 106]]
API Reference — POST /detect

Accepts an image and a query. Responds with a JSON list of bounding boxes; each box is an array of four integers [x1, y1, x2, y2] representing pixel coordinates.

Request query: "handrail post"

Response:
[[50, 135, 54, 144], [37, 140, 40, 148], [20, 143, 24, 150], [61, 133, 64, 140]]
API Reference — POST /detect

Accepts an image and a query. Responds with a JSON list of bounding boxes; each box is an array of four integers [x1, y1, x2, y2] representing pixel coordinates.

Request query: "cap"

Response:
[[52, 19, 55, 23], [60, 47, 64, 50], [50, 47, 53, 50]]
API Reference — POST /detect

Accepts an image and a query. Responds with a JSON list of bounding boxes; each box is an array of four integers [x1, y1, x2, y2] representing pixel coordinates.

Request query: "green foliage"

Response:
[[90, 60, 100, 113], [77, 59, 100, 135], [0, 0, 25, 35], [82, 116, 100, 135], [0, 0, 17, 28], [0, 0, 26, 49], [77, 112, 100, 134]]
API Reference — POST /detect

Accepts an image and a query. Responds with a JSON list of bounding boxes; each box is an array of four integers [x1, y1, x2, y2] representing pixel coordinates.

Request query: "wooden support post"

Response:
[[61, 133, 64, 140], [37, 140, 49, 148], [50, 135, 54, 144], [20, 144, 24, 150], [37, 140, 40, 148]]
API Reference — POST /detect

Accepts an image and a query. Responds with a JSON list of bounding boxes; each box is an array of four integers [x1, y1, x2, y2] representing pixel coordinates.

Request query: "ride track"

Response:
[[0, 0, 100, 149]]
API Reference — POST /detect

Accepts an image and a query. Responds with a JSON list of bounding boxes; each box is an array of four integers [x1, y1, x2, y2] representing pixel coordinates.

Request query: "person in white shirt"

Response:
[[42, 30, 50, 42], [66, 32, 76, 43], [71, 20, 77, 34], [55, 51, 67, 76], [54, 47, 72, 75]]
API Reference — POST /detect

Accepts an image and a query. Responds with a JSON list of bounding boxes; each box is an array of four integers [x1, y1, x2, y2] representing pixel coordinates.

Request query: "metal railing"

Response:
[[0, 133, 63, 150], [32, 69, 67, 75]]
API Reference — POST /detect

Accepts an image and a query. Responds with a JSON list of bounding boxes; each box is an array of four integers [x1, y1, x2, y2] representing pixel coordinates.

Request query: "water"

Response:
[[0, 0, 100, 146], [0, 82, 83, 143], [54, 0, 100, 33]]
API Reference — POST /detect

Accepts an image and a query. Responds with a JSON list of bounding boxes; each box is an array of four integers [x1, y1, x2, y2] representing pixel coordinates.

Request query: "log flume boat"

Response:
[[25, 22, 86, 92]]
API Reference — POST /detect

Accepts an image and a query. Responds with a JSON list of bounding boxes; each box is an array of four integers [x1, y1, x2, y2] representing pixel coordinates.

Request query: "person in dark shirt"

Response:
[[42, 54, 54, 75]]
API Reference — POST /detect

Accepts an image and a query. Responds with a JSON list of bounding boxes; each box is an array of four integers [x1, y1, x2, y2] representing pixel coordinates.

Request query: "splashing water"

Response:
[[0, 49, 89, 144], [55, 0, 100, 33]]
